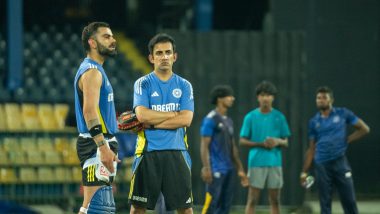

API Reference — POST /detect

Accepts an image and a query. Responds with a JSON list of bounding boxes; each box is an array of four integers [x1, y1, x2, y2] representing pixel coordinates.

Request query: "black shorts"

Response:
[[76, 135, 118, 186], [128, 150, 193, 210]]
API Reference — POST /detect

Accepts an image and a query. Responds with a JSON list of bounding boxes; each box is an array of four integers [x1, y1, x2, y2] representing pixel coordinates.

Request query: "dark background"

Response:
[[1, 0, 379, 207]]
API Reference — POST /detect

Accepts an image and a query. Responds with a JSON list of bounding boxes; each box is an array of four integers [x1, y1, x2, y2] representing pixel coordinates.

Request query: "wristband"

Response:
[[97, 139, 106, 147], [300, 172, 308, 179], [89, 124, 102, 137], [79, 207, 88, 213]]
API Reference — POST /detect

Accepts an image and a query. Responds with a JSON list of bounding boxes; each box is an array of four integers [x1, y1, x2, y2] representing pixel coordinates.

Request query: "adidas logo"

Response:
[[151, 91, 159, 97], [186, 197, 192, 204]]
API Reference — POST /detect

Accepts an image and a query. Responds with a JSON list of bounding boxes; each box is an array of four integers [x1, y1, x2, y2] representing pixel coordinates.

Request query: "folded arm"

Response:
[[134, 106, 176, 125], [240, 137, 269, 149], [135, 106, 193, 129], [155, 110, 193, 129]]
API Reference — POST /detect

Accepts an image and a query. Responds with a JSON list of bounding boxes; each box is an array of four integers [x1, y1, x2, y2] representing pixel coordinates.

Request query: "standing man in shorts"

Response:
[[74, 22, 120, 214], [239, 81, 291, 214], [129, 33, 194, 214], [300, 86, 370, 214], [200, 85, 248, 214]]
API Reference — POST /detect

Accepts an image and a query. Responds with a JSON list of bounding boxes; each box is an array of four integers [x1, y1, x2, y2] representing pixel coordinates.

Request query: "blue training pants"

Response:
[[202, 169, 235, 214], [315, 156, 358, 214]]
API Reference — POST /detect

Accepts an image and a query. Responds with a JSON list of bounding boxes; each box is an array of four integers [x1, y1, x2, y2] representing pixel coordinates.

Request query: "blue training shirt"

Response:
[[74, 57, 118, 135], [308, 107, 359, 163], [200, 110, 234, 174], [133, 72, 194, 155], [240, 108, 291, 167]]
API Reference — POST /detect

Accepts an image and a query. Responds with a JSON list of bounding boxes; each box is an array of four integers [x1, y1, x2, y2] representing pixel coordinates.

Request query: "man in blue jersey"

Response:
[[200, 85, 248, 214], [239, 81, 291, 214], [74, 22, 120, 214], [300, 86, 370, 214], [129, 33, 194, 214]]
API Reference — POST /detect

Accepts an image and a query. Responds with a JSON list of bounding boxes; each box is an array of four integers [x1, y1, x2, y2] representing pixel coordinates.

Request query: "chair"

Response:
[[24, 76, 36, 88], [19, 137, 37, 152], [3, 137, 20, 151], [61, 137, 78, 153], [14, 88, 29, 103], [47, 87, 61, 103], [62, 149, 79, 165], [4, 103, 23, 130], [54, 137, 70, 153], [8, 151, 26, 165], [45, 151, 62, 165], [55, 167, 72, 182], [54, 104, 69, 129], [47, 25, 57, 35], [0, 151, 9, 165], [26, 150, 44, 165], [24, 32, 34, 44], [63, 88, 75, 104], [71, 167, 82, 182], [19, 168, 37, 183], [52, 49, 63, 60], [0, 89, 11, 103], [0, 168, 17, 183], [37, 167, 55, 182], [37, 137, 54, 152], [21, 103, 41, 130], [29, 88, 45, 103], [0, 104, 7, 130], [38, 104, 58, 130]]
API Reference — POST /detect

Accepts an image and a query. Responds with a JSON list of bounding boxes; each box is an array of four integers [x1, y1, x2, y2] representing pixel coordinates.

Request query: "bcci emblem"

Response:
[[172, 88, 182, 98], [333, 116, 340, 123], [315, 122, 320, 129]]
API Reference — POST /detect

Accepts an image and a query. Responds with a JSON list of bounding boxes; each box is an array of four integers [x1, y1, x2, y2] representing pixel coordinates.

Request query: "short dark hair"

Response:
[[255, 81, 277, 96], [81, 22, 110, 52], [210, 85, 234, 105], [148, 33, 176, 55], [316, 86, 334, 99]]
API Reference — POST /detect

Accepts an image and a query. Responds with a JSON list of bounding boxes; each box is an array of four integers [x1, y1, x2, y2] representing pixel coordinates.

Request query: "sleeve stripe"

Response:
[[89, 64, 98, 70], [135, 77, 146, 95]]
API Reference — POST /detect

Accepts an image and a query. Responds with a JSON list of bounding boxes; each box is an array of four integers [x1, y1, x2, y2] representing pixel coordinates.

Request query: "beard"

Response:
[[96, 41, 117, 57], [317, 105, 330, 111]]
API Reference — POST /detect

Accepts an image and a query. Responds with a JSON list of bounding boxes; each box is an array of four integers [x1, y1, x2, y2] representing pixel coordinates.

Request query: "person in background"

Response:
[[200, 85, 248, 214], [240, 81, 291, 214], [300, 86, 370, 214]]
